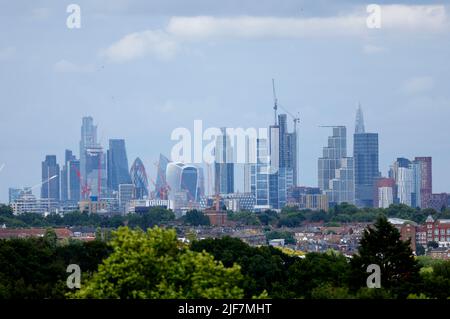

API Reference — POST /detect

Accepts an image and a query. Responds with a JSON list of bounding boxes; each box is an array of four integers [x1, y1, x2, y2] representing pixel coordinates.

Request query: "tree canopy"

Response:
[[72, 227, 243, 299]]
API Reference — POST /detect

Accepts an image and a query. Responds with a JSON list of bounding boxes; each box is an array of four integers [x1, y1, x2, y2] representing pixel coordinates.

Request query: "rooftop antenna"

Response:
[[272, 78, 278, 125]]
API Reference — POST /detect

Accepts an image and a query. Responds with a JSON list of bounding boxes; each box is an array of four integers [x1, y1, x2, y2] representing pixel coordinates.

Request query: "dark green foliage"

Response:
[[286, 251, 351, 298], [183, 210, 210, 226], [350, 216, 421, 298], [0, 237, 111, 299], [421, 260, 450, 299], [0, 208, 175, 229], [190, 236, 296, 298]]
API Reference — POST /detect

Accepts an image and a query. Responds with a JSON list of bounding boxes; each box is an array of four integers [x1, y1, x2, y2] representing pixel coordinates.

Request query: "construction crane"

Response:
[[272, 79, 300, 132], [153, 161, 171, 200], [72, 163, 91, 199], [30, 175, 58, 191], [272, 78, 278, 125]]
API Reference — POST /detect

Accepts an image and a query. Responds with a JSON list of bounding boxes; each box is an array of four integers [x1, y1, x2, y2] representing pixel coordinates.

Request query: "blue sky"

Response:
[[0, 0, 449, 202]]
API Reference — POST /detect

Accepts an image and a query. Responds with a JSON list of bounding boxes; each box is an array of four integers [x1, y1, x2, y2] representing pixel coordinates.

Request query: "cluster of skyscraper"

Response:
[[8, 102, 447, 215], [9, 116, 154, 214]]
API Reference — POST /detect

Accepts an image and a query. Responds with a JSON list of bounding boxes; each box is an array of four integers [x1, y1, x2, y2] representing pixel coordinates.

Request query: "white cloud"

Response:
[[363, 44, 388, 54], [401, 76, 434, 95], [101, 30, 178, 63], [102, 5, 449, 62], [0, 46, 15, 61], [53, 60, 95, 73]]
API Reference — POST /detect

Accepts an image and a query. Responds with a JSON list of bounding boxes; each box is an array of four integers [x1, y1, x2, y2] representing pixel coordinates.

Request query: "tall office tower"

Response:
[[107, 139, 132, 193], [67, 159, 80, 202], [41, 155, 60, 201], [389, 158, 421, 207], [214, 127, 234, 195], [79, 116, 106, 199], [278, 114, 298, 186], [166, 162, 204, 202], [155, 154, 170, 199], [318, 126, 355, 206], [414, 157, 432, 208], [130, 157, 149, 199], [353, 106, 379, 207], [244, 135, 256, 193], [250, 138, 270, 208], [60, 150, 76, 201]]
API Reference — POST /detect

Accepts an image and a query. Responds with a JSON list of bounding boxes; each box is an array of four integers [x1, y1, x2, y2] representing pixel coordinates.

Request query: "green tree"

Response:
[[191, 236, 296, 298], [72, 227, 243, 299], [183, 210, 210, 226], [350, 216, 421, 298]]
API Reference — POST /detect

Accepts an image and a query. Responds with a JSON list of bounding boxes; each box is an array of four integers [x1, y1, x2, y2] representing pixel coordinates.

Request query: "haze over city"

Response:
[[1, 0, 450, 203]]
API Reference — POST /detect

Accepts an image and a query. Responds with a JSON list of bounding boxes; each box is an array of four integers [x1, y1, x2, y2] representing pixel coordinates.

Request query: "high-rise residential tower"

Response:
[[353, 106, 379, 207], [389, 158, 422, 208], [414, 157, 432, 208], [41, 155, 60, 201], [214, 127, 234, 195], [107, 139, 132, 193], [318, 126, 355, 206]]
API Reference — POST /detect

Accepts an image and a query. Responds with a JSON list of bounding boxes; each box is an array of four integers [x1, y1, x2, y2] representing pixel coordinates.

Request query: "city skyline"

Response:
[[1, 1, 450, 202]]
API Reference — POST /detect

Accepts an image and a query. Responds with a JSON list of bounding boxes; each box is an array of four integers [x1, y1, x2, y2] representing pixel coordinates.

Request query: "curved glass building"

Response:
[[130, 157, 149, 199], [166, 162, 204, 202]]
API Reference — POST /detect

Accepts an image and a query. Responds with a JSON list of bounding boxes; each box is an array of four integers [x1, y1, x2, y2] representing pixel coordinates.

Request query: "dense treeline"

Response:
[[229, 203, 450, 227], [0, 205, 174, 229], [2, 203, 449, 230], [0, 231, 111, 298], [1, 216, 449, 299]]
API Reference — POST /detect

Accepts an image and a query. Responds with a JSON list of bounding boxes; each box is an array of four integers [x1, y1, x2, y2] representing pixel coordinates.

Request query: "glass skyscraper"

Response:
[[166, 162, 204, 202], [353, 106, 379, 207], [107, 139, 132, 193], [214, 127, 234, 195], [130, 157, 149, 199], [41, 155, 60, 201], [79, 116, 106, 199], [60, 149, 80, 203], [155, 154, 170, 199]]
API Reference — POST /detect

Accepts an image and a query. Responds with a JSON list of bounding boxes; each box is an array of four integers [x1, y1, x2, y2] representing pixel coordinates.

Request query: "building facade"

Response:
[[318, 126, 355, 206], [353, 106, 379, 207], [214, 127, 234, 195], [107, 139, 132, 193], [41, 155, 60, 201], [130, 157, 149, 199]]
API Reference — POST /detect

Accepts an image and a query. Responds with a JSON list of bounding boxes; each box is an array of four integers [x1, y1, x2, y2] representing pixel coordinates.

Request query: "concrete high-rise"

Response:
[[353, 106, 379, 207], [214, 127, 234, 195], [41, 155, 60, 201], [107, 139, 132, 193], [318, 126, 355, 206]]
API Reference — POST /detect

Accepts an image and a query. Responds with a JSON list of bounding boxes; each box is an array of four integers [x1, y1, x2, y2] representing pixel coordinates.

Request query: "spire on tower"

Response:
[[355, 103, 365, 134]]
